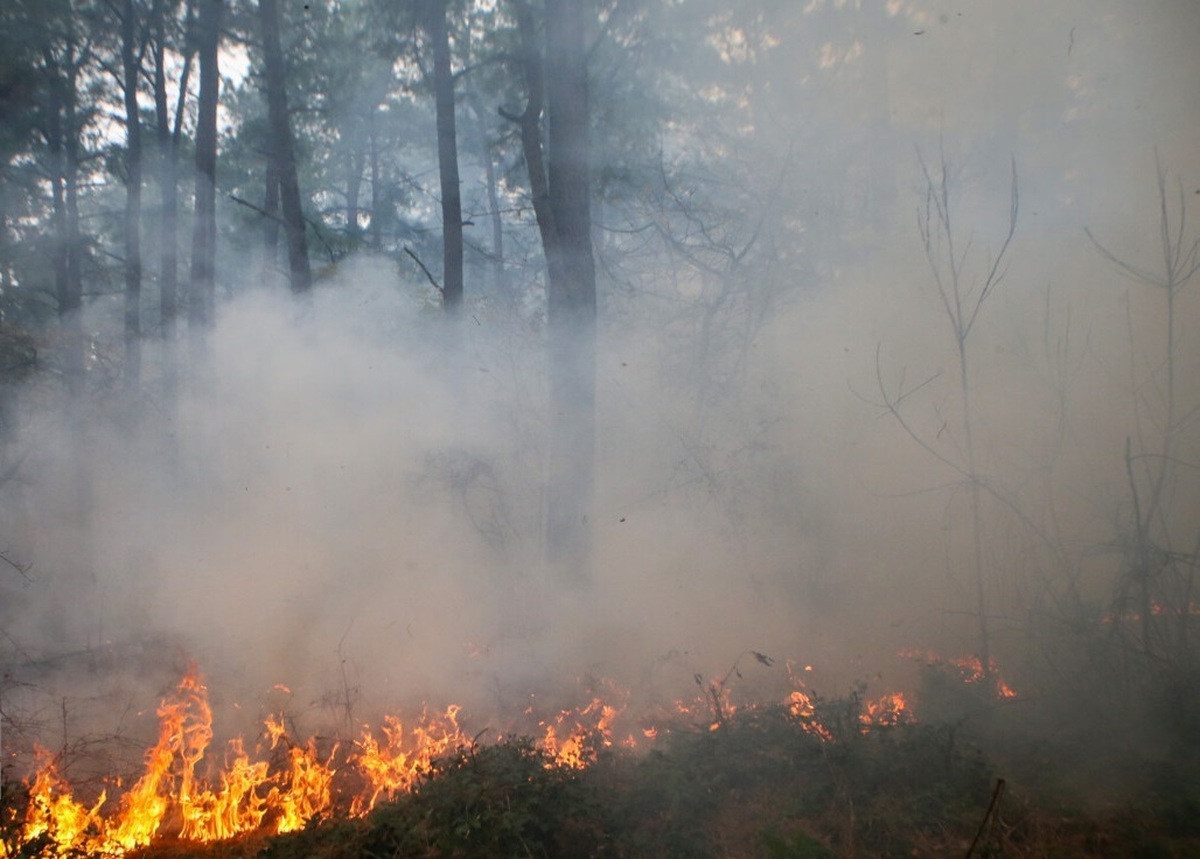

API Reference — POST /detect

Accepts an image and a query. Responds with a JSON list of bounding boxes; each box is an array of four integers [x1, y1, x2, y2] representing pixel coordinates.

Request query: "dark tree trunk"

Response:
[[154, 0, 192, 406], [43, 40, 85, 393], [427, 0, 463, 311], [121, 0, 143, 388], [507, 1, 554, 261], [368, 112, 381, 250], [45, 56, 70, 324], [345, 148, 363, 244], [543, 0, 597, 582], [505, 0, 596, 582], [153, 0, 192, 347], [259, 0, 311, 294], [189, 0, 220, 334], [260, 157, 281, 286]]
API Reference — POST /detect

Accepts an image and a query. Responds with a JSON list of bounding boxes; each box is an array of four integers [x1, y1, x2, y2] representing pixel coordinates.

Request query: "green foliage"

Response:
[[761, 830, 836, 859], [361, 738, 612, 859]]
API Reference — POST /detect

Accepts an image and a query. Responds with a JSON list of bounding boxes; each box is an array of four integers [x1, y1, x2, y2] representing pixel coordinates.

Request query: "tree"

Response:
[[259, 0, 311, 295], [542, 0, 597, 581], [503, 0, 597, 581], [425, 0, 463, 311], [877, 151, 1018, 677], [119, 0, 144, 388], [151, 0, 193, 352], [1087, 157, 1200, 665], [189, 0, 220, 336], [39, 9, 90, 393]]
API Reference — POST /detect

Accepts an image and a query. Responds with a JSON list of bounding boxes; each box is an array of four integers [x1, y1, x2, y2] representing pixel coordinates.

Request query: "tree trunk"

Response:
[[345, 148, 363, 245], [121, 0, 143, 389], [543, 0, 597, 583], [368, 112, 381, 250], [260, 156, 281, 287], [153, 0, 191, 347], [427, 0, 463, 311], [189, 0, 220, 335], [508, 1, 555, 262], [259, 0, 311, 295], [469, 94, 507, 298], [43, 39, 85, 393], [154, 0, 192, 406], [505, 0, 596, 582], [45, 52, 70, 326]]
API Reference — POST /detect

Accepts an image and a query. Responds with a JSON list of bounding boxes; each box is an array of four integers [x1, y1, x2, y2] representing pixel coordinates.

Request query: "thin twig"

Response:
[[965, 777, 1005, 858], [404, 246, 443, 294]]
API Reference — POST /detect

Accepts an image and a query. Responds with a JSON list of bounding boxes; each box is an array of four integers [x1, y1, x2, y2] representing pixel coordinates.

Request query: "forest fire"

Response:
[[859, 692, 910, 728], [0, 659, 929, 857], [900, 650, 1019, 700]]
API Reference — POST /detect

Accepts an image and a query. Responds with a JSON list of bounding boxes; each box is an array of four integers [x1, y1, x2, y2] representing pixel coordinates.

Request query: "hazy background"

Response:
[[1, 0, 1197, 766]]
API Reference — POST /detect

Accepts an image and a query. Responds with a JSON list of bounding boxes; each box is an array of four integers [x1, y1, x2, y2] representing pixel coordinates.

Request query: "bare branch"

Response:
[[1084, 227, 1163, 287], [1, 550, 32, 582], [404, 246, 443, 294]]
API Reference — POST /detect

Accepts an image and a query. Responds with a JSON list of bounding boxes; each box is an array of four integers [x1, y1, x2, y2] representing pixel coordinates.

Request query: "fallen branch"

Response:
[[965, 777, 1005, 858]]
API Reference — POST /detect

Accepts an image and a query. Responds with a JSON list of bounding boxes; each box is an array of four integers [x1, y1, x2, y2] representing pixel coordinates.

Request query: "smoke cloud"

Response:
[[1, 2, 1197, 782]]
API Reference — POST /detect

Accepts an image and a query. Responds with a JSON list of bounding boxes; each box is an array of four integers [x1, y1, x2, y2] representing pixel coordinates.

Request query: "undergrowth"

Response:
[[6, 683, 1199, 858]]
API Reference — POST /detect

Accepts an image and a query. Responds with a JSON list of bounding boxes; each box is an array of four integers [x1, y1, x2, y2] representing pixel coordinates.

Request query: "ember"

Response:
[[901, 649, 1019, 700]]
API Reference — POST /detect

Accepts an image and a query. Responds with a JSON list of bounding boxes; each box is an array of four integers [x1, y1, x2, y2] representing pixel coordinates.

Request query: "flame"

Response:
[[7, 663, 921, 856], [349, 706, 465, 816], [19, 748, 107, 855], [262, 715, 337, 834], [859, 692, 909, 728], [784, 689, 835, 741], [15, 668, 347, 855], [177, 738, 270, 841], [537, 697, 621, 769], [901, 649, 1019, 699]]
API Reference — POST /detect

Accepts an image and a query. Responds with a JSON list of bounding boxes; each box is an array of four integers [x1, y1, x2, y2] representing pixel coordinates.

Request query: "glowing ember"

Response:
[[784, 688, 835, 741], [901, 649, 1019, 699], [859, 692, 910, 728]]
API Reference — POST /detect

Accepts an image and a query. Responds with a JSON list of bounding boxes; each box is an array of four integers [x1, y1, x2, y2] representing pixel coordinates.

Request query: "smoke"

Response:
[[0, 2, 1197, 787]]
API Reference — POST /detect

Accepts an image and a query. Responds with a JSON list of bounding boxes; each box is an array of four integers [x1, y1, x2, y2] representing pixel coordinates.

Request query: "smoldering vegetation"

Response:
[[0, 0, 1198, 841]]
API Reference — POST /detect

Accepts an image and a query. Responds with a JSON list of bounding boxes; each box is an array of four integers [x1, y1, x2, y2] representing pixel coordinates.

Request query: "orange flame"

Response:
[[537, 697, 621, 769], [859, 692, 910, 728], [262, 716, 337, 834], [8, 663, 922, 856], [19, 748, 107, 855], [784, 689, 835, 741], [901, 649, 1019, 700], [349, 706, 465, 816]]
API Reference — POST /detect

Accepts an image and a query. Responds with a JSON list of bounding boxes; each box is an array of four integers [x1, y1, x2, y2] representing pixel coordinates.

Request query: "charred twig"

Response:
[[964, 777, 1005, 858], [696, 651, 775, 728]]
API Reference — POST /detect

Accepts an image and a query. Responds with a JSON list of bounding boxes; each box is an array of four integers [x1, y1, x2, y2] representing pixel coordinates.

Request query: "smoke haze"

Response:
[[1, 1, 1198, 781]]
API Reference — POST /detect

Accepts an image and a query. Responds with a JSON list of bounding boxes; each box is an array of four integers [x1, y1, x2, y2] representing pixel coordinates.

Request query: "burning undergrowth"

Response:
[[0, 650, 983, 858], [2, 648, 1198, 858]]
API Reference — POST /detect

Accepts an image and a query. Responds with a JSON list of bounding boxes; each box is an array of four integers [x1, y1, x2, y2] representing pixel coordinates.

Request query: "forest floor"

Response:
[[8, 696, 1196, 859]]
